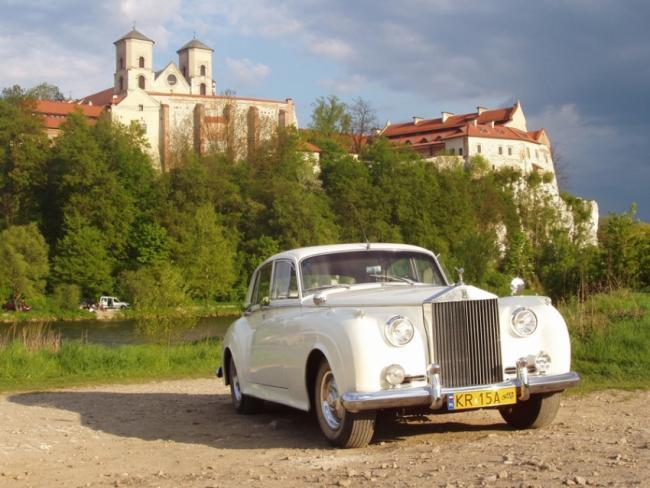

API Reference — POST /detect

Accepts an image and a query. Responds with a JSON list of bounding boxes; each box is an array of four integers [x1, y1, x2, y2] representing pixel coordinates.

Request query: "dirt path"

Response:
[[1, 379, 648, 487]]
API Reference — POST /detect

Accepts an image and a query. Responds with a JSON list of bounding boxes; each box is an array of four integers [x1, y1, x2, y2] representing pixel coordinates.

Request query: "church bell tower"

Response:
[[114, 28, 155, 95], [177, 38, 214, 96]]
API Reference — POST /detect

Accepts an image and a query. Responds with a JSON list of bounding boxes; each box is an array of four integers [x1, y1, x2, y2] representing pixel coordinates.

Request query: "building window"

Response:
[[477, 144, 482, 154], [119, 76, 123, 91], [498, 146, 503, 155], [200, 65, 206, 76], [535, 149, 539, 159], [119, 57, 124, 69], [278, 109, 286, 129], [182, 66, 186, 78], [138, 75, 146, 89], [139, 56, 145, 68], [508, 146, 512, 156], [526, 147, 531, 158], [200, 83, 207, 95], [138, 104, 144, 112], [167, 74, 177, 86], [458, 147, 463, 156]]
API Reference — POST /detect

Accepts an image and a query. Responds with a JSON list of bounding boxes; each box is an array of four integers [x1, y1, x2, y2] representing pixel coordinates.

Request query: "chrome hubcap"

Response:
[[320, 371, 344, 430]]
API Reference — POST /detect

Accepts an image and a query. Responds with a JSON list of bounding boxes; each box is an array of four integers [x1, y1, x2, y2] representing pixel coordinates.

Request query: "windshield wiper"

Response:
[[367, 274, 415, 284], [305, 284, 352, 293]]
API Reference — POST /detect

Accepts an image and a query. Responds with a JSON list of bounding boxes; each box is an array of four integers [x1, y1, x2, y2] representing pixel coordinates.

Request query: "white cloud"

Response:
[[225, 57, 270, 86], [0, 33, 107, 98], [320, 74, 367, 94], [309, 38, 353, 61]]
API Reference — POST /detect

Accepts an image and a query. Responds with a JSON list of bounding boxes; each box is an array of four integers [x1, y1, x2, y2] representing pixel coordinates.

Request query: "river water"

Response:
[[0, 315, 235, 346]]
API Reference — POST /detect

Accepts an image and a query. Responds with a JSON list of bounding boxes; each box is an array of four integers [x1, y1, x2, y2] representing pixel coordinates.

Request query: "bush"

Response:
[[52, 284, 82, 311]]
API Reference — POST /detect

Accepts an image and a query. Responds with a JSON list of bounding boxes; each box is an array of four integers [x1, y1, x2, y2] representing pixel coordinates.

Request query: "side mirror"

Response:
[[260, 296, 271, 307], [510, 277, 525, 295]]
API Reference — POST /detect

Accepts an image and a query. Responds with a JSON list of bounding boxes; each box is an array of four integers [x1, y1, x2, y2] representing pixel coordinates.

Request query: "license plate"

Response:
[[447, 387, 517, 411]]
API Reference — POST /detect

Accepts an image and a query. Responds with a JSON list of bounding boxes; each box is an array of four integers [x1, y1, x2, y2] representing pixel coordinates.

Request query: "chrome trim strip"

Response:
[[341, 371, 580, 412]]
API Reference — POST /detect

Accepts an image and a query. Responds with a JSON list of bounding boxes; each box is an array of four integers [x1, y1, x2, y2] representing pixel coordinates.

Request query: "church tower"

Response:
[[177, 38, 214, 96], [113, 29, 155, 95]]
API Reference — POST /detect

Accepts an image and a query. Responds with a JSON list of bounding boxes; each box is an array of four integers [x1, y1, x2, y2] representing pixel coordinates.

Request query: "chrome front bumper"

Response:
[[341, 364, 580, 413]]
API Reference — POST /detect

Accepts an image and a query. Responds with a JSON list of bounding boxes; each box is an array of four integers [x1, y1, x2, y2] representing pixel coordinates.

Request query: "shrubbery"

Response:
[[1, 86, 648, 310]]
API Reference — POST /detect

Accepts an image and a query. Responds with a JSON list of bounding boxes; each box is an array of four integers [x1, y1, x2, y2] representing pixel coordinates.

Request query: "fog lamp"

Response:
[[535, 351, 552, 374], [385, 364, 405, 386]]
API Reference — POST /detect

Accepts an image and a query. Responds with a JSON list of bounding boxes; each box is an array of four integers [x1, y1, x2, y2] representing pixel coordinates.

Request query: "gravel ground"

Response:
[[0, 379, 648, 487]]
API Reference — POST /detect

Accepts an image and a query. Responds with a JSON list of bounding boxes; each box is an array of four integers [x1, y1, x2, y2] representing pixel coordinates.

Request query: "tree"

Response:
[[0, 223, 49, 306], [0, 90, 50, 228], [349, 97, 377, 154], [175, 204, 237, 302], [27, 83, 66, 101], [51, 214, 114, 299], [309, 95, 351, 135]]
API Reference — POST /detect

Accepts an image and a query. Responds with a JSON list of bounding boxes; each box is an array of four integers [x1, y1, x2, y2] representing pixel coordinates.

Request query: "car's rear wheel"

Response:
[[314, 360, 375, 448], [499, 392, 561, 429], [228, 356, 262, 414]]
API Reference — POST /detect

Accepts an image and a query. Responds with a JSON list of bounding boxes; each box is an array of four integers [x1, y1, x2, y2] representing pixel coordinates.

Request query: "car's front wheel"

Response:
[[499, 392, 561, 429], [314, 360, 375, 448], [228, 356, 262, 414]]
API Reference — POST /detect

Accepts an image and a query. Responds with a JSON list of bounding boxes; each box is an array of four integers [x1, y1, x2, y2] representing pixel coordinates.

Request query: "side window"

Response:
[[271, 261, 299, 299], [252, 263, 273, 305]]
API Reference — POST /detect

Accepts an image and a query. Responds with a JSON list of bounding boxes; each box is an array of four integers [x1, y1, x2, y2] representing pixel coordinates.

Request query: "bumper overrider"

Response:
[[341, 361, 580, 413]]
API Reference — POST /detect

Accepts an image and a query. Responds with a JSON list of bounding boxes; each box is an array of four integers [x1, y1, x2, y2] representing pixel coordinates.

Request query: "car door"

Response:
[[248, 259, 300, 390]]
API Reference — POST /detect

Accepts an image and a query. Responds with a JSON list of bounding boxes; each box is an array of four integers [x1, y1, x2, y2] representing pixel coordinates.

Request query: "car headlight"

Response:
[[511, 307, 538, 337], [385, 315, 414, 346]]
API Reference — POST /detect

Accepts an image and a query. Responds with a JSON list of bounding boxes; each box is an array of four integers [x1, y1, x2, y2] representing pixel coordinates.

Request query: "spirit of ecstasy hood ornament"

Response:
[[455, 267, 465, 285]]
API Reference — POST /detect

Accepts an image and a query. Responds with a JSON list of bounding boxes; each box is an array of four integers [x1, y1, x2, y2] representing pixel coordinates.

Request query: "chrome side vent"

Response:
[[430, 298, 503, 388]]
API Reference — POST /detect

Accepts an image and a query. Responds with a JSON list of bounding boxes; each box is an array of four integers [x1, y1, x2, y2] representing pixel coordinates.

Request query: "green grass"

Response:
[[559, 290, 650, 392], [0, 338, 221, 392]]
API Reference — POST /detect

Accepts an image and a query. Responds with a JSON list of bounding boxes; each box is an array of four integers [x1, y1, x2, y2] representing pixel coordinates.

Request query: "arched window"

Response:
[[138, 75, 146, 89], [139, 56, 145, 68], [182, 66, 186, 78], [119, 57, 124, 69], [200, 65, 206, 76], [119, 76, 124, 92], [200, 83, 206, 95]]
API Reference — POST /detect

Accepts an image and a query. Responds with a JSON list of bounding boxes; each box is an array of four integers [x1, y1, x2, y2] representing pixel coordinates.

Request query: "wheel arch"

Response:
[[223, 347, 233, 386], [305, 348, 328, 412]]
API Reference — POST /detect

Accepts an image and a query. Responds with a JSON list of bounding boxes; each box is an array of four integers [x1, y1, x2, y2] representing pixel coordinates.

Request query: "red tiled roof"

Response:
[[300, 141, 322, 153], [382, 106, 515, 138], [78, 87, 124, 107], [35, 100, 104, 118]]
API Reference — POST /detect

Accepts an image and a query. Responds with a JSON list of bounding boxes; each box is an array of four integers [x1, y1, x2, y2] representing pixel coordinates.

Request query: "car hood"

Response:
[[303, 283, 498, 307]]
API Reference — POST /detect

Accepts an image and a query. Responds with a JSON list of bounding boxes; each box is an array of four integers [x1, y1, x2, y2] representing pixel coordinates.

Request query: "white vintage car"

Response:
[[217, 243, 579, 448]]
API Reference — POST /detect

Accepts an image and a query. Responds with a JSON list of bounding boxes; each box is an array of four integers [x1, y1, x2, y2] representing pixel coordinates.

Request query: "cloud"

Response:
[[225, 58, 270, 86], [320, 74, 367, 94], [309, 39, 353, 62]]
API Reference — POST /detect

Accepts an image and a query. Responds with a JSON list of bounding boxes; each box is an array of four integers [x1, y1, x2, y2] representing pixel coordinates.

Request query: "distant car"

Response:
[[2, 300, 32, 312], [98, 296, 129, 310], [218, 243, 580, 448]]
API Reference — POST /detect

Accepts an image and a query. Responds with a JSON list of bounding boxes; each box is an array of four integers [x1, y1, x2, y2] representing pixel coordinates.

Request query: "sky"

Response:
[[1, 0, 649, 220]]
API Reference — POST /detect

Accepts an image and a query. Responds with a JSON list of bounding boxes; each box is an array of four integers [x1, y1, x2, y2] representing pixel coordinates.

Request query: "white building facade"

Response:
[[81, 29, 297, 171]]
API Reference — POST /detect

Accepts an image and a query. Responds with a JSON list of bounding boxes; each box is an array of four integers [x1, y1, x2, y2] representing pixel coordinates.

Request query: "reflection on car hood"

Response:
[[304, 284, 498, 307]]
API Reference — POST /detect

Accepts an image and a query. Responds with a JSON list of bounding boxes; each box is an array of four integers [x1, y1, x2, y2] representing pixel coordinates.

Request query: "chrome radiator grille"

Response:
[[429, 298, 503, 388]]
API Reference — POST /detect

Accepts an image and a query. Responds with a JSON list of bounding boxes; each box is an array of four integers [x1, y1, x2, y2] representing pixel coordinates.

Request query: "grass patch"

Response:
[[559, 290, 650, 392], [0, 334, 221, 392]]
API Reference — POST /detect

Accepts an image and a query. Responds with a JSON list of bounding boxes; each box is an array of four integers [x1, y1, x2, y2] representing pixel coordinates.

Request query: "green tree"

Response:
[[0, 90, 50, 228], [119, 263, 194, 344], [175, 204, 237, 302], [51, 214, 114, 299], [27, 82, 66, 101], [128, 220, 171, 267], [0, 223, 49, 306], [309, 95, 351, 135]]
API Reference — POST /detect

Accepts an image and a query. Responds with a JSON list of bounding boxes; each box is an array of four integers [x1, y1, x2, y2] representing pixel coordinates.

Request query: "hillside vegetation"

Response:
[[2, 89, 648, 311]]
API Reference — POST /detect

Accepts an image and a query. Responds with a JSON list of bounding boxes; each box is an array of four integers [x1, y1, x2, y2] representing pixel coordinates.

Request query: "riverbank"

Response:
[[0, 302, 241, 324], [0, 338, 221, 392]]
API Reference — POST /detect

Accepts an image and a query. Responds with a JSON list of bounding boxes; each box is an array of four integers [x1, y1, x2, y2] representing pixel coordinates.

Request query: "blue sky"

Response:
[[1, 0, 649, 220]]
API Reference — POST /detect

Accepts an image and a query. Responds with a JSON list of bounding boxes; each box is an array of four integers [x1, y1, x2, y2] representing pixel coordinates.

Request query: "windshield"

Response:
[[301, 250, 446, 293]]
